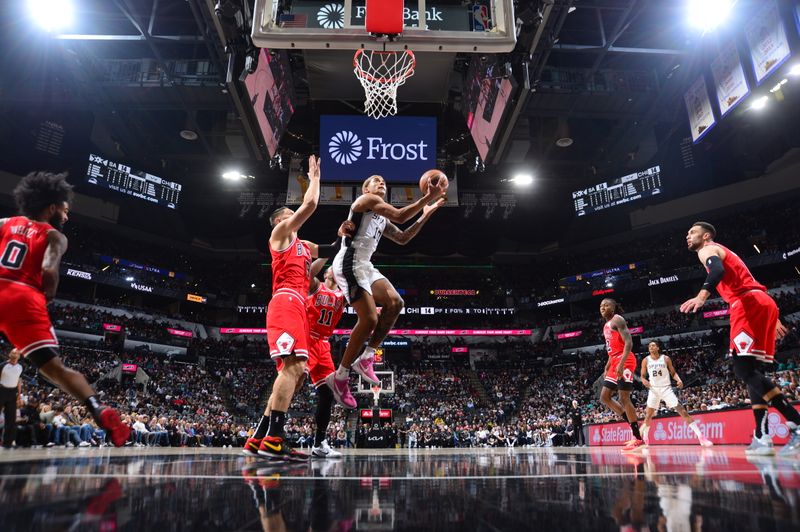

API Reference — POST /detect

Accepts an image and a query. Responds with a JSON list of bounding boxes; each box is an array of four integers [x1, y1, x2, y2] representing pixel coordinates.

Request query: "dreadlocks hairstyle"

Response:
[[13, 171, 73, 218], [269, 207, 291, 227], [692, 221, 716, 239], [603, 298, 625, 315]]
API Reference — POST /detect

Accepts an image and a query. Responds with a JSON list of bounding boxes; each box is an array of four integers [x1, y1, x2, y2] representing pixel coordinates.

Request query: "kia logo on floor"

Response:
[[320, 115, 436, 183]]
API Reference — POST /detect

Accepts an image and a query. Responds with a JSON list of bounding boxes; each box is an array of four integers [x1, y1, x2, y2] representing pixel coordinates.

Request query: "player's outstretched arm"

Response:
[[42, 230, 68, 301], [304, 220, 355, 259], [276, 155, 321, 240], [680, 246, 724, 313], [354, 181, 446, 224], [382, 198, 445, 245]]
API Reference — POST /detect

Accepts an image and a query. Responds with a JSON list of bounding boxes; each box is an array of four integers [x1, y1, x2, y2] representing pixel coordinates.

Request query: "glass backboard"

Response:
[[251, 0, 516, 52]]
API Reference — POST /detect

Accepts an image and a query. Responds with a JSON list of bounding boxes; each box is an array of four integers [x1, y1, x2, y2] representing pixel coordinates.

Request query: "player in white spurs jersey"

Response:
[[640, 340, 712, 447], [326, 174, 446, 408]]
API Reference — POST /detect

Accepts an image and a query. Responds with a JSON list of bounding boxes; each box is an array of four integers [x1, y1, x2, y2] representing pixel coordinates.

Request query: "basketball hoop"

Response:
[[354, 49, 416, 119], [371, 382, 382, 406]]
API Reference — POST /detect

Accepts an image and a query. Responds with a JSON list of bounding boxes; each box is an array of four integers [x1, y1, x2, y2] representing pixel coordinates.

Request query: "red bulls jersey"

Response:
[[269, 236, 311, 296], [0, 216, 54, 292], [603, 316, 626, 358], [705, 243, 766, 303], [306, 282, 345, 339]]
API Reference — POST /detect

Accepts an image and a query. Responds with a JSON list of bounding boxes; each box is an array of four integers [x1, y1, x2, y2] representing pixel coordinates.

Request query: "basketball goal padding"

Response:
[[366, 0, 404, 35]]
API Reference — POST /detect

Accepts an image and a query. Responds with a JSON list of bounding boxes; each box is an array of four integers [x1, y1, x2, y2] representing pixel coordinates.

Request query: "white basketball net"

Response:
[[354, 49, 416, 119], [371, 383, 382, 406]]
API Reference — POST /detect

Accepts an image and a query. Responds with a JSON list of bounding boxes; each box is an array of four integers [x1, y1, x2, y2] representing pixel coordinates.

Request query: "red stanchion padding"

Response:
[[366, 0, 404, 35]]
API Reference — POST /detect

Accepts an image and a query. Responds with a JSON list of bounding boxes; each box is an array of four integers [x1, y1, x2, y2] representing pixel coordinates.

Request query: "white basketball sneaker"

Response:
[[745, 434, 775, 456], [312, 439, 343, 459]]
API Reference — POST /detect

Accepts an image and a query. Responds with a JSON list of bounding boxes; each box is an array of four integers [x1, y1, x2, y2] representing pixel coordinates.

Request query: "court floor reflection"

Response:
[[1, 447, 798, 531]]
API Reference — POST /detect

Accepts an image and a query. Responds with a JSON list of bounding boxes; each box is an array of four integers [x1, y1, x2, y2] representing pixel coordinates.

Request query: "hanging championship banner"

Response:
[[389, 178, 459, 207], [744, 0, 791, 85], [684, 76, 716, 143], [711, 41, 750, 116], [286, 157, 356, 205]]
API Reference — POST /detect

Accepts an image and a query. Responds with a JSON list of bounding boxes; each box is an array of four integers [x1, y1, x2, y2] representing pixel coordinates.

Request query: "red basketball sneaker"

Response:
[[98, 407, 131, 447], [258, 436, 309, 462], [242, 437, 263, 456], [622, 438, 646, 452]]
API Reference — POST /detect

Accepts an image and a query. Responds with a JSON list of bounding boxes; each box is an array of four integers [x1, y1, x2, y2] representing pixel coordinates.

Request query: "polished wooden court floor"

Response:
[[1, 446, 798, 530]]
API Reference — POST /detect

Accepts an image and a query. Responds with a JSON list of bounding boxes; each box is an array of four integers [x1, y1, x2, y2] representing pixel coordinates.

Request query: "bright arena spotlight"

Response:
[[687, 0, 735, 33], [750, 95, 769, 110], [509, 173, 534, 186], [26, 0, 73, 32]]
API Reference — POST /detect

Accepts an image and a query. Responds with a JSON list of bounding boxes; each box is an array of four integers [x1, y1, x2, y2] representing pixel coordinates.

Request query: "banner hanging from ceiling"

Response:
[[684, 75, 716, 143]]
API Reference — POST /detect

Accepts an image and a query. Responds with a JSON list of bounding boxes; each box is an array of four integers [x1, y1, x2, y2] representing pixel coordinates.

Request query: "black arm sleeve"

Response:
[[701, 255, 725, 292], [316, 237, 343, 260]]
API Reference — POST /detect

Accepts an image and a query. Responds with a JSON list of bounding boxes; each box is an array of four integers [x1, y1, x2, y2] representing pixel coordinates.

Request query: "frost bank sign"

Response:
[[295, 1, 472, 31], [321, 115, 436, 183]]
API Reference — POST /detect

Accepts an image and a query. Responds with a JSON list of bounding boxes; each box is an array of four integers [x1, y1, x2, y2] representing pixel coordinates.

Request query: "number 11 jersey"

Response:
[[306, 282, 345, 339]]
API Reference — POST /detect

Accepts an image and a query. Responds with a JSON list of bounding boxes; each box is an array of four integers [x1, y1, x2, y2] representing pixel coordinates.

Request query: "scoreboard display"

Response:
[[86, 153, 182, 209], [572, 165, 662, 217]]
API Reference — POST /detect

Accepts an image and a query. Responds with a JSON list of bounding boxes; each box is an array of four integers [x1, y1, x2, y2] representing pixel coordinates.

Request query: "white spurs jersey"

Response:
[[341, 207, 387, 262], [647, 355, 671, 388]]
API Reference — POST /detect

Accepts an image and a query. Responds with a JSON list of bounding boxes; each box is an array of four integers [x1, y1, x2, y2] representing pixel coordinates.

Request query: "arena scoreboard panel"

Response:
[[86, 153, 182, 209], [572, 165, 662, 217]]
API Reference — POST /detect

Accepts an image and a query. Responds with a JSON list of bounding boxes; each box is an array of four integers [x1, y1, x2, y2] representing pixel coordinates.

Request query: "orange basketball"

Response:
[[419, 169, 449, 194]]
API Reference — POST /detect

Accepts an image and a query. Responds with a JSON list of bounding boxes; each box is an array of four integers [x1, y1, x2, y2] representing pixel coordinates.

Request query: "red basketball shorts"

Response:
[[0, 280, 59, 357], [729, 290, 778, 363], [604, 354, 637, 389], [306, 335, 336, 388], [267, 290, 309, 372]]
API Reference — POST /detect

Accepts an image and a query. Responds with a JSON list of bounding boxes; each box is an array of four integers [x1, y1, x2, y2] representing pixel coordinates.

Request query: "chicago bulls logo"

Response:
[[276, 332, 295, 355], [733, 331, 754, 354]]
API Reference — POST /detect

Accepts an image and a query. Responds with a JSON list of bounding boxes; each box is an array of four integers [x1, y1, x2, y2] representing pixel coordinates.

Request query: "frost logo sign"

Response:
[[328, 131, 363, 165], [320, 115, 436, 182], [317, 3, 344, 29]]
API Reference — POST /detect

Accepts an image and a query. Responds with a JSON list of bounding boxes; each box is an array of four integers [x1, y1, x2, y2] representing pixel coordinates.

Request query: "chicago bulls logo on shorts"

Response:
[[276, 332, 296, 355]]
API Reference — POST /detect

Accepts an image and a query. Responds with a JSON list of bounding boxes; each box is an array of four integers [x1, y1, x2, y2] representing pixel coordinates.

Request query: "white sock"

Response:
[[641, 424, 650, 441], [335, 365, 349, 380], [689, 421, 703, 438], [360, 346, 376, 360]]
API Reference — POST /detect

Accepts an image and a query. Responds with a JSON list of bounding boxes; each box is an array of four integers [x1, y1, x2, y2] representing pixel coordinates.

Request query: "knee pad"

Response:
[[27, 346, 59, 369]]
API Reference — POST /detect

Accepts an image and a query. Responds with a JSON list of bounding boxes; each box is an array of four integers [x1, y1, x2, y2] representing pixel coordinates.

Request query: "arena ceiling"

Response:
[[0, 0, 798, 255]]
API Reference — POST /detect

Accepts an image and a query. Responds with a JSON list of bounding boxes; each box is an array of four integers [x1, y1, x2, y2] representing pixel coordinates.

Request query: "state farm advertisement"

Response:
[[588, 406, 800, 446]]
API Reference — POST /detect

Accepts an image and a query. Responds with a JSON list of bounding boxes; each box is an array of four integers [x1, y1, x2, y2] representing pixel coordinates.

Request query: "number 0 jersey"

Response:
[[306, 282, 345, 339], [0, 216, 55, 292]]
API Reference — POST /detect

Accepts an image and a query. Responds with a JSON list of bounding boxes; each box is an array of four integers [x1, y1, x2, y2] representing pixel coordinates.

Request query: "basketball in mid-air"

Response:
[[419, 169, 449, 194]]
